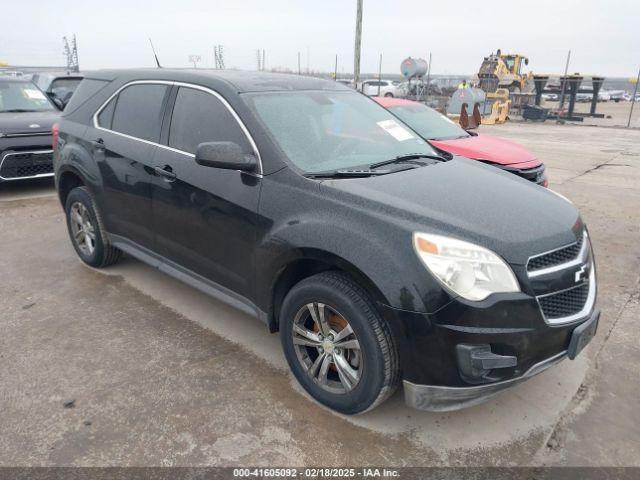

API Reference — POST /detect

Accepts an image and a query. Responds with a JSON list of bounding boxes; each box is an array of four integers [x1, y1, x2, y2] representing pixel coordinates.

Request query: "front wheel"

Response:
[[280, 272, 399, 414], [384, 92, 394, 98]]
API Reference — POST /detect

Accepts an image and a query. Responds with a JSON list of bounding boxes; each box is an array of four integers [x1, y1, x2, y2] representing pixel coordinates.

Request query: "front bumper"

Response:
[[404, 350, 567, 411], [379, 298, 599, 411]]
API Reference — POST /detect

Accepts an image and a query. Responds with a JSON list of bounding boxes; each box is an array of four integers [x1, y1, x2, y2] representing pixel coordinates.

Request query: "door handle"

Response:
[[154, 165, 177, 182], [90, 138, 105, 150]]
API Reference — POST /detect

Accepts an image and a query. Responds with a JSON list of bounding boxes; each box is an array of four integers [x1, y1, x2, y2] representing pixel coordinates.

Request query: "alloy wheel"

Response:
[[292, 302, 362, 394], [69, 202, 96, 256]]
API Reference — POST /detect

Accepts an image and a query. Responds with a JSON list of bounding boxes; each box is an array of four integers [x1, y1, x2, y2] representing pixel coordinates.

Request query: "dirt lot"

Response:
[[1, 122, 639, 466]]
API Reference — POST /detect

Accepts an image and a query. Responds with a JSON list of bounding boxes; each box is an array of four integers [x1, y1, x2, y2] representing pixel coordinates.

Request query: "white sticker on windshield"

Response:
[[377, 120, 414, 142], [24, 89, 47, 100]]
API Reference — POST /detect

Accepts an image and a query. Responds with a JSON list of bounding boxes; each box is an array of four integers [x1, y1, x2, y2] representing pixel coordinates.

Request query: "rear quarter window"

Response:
[[97, 97, 116, 129]]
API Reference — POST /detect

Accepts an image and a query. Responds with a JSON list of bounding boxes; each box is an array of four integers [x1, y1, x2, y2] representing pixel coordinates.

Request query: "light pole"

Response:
[[353, 0, 363, 88]]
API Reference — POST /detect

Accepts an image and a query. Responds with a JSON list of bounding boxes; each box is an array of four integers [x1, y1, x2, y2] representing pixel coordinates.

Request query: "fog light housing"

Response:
[[456, 344, 517, 384]]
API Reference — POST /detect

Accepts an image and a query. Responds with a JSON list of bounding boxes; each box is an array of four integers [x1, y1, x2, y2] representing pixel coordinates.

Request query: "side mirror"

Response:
[[47, 92, 64, 110], [195, 141, 257, 172], [52, 97, 65, 110]]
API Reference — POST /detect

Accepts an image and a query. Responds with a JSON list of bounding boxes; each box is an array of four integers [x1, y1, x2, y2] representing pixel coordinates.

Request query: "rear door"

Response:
[[150, 85, 262, 300], [91, 82, 170, 250]]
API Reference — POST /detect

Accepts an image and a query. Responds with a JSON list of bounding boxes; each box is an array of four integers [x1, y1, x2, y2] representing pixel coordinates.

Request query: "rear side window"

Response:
[[168, 87, 251, 155], [111, 84, 168, 142]]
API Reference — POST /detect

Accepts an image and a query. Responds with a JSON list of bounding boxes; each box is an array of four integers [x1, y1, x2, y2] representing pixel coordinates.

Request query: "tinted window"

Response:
[[169, 87, 251, 154], [97, 97, 116, 129], [111, 84, 168, 142]]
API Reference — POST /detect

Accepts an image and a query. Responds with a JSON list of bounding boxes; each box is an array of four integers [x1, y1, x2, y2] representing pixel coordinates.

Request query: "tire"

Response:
[[384, 92, 394, 98], [65, 186, 121, 268], [280, 271, 399, 414]]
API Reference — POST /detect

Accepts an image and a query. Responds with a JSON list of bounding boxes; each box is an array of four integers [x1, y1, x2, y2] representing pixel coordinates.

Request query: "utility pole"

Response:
[[298, 52, 301, 75], [353, 0, 363, 88], [628, 66, 640, 128], [262, 49, 266, 71], [425, 52, 432, 101], [377, 53, 382, 96], [62, 35, 79, 72], [334, 54, 338, 80]]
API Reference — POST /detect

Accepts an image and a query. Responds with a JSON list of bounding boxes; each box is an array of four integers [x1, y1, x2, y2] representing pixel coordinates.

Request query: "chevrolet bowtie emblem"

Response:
[[575, 265, 587, 283]]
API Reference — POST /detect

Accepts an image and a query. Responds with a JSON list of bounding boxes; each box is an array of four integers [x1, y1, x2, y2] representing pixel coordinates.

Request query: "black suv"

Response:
[[54, 70, 599, 414], [0, 77, 59, 183]]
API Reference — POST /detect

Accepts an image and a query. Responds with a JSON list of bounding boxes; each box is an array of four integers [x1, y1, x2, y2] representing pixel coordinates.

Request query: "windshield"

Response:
[[387, 103, 468, 141], [0, 81, 55, 112], [244, 91, 436, 173]]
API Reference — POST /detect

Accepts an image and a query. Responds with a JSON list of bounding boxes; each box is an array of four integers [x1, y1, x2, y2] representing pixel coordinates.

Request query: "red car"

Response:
[[374, 97, 548, 187]]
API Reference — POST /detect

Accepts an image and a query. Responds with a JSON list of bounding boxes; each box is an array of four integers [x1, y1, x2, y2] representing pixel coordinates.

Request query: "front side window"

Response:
[[244, 90, 435, 173], [110, 84, 168, 142], [0, 81, 55, 112], [388, 103, 469, 141], [168, 87, 252, 155]]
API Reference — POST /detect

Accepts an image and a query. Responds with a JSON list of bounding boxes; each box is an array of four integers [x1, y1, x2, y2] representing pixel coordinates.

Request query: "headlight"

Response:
[[413, 232, 520, 301]]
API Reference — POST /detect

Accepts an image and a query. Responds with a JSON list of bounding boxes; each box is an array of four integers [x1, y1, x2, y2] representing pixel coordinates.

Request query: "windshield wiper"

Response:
[[369, 153, 447, 169], [305, 168, 392, 178]]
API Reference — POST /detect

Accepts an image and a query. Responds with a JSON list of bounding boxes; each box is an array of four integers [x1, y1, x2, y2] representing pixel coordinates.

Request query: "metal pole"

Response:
[[334, 54, 338, 80], [558, 50, 571, 121], [627, 66, 640, 128], [377, 53, 382, 96], [262, 49, 265, 71], [298, 52, 301, 75], [353, 0, 363, 88], [425, 52, 432, 102]]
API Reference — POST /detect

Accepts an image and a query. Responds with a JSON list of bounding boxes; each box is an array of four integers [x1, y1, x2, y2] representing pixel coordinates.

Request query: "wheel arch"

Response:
[[267, 248, 391, 333], [57, 167, 86, 206]]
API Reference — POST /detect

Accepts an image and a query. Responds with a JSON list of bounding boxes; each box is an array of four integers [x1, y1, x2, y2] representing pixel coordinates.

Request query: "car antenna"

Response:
[[148, 38, 162, 68]]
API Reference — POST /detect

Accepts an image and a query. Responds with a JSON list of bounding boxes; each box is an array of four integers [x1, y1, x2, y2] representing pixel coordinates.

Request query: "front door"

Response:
[[150, 85, 261, 300]]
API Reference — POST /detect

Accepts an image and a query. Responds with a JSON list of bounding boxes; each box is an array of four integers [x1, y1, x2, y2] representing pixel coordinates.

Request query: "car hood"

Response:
[[430, 134, 539, 168], [319, 158, 581, 265], [0, 110, 59, 136]]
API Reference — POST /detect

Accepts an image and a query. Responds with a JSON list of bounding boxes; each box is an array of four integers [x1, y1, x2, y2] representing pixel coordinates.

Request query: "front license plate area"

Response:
[[568, 310, 599, 360]]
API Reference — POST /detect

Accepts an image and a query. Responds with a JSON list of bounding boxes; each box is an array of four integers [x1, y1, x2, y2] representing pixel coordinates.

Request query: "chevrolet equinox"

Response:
[[53, 70, 599, 414]]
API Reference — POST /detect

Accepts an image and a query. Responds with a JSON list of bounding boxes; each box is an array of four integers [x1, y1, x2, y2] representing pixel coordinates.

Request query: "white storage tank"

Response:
[[400, 57, 428, 79]]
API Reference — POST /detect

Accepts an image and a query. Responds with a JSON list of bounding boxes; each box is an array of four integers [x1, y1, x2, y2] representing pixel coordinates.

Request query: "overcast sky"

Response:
[[2, 0, 638, 77]]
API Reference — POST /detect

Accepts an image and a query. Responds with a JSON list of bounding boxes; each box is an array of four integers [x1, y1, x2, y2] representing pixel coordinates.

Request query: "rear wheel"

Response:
[[280, 271, 399, 414], [65, 186, 121, 268], [384, 92, 394, 98]]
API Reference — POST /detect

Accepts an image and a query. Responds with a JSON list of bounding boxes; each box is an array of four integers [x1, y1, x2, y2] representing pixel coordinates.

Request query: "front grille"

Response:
[[513, 165, 546, 184], [539, 282, 590, 320], [0, 151, 54, 179], [527, 234, 584, 272]]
